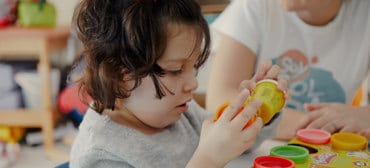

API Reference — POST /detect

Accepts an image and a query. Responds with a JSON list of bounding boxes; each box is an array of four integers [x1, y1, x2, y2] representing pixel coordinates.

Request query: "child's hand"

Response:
[[189, 89, 263, 167], [239, 59, 289, 99]]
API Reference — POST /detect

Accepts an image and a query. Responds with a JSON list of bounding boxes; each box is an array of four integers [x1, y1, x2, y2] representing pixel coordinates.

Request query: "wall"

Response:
[[48, 0, 79, 25]]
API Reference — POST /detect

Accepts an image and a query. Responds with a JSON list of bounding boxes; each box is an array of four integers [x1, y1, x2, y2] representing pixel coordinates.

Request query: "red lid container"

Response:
[[253, 156, 295, 168]]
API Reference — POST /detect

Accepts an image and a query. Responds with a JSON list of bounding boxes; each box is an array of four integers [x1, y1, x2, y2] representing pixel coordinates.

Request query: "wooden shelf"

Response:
[[0, 110, 44, 126], [0, 25, 70, 157], [0, 107, 60, 126]]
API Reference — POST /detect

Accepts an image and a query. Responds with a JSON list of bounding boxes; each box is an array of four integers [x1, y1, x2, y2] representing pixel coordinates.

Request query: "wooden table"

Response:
[[0, 25, 70, 160]]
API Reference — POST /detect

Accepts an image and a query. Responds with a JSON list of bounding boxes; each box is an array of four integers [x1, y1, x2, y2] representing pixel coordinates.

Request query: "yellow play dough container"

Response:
[[214, 79, 285, 126], [250, 79, 285, 124], [331, 132, 368, 150]]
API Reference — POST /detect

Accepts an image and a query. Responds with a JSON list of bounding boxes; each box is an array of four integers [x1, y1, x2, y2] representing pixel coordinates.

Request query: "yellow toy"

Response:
[[214, 79, 285, 127], [0, 126, 24, 143]]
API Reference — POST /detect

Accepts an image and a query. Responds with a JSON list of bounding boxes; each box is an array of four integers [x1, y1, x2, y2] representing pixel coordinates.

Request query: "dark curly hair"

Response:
[[73, 0, 210, 113]]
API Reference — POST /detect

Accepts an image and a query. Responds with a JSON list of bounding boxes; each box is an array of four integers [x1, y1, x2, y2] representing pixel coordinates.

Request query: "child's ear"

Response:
[[121, 77, 133, 88], [121, 68, 134, 81]]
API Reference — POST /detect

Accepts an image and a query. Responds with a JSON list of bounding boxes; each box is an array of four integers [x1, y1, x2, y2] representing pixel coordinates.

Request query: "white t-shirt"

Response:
[[213, 0, 370, 111]]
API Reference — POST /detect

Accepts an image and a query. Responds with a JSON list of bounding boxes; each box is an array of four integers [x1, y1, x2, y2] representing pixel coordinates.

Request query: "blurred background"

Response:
[[0, 0, 368, 168]]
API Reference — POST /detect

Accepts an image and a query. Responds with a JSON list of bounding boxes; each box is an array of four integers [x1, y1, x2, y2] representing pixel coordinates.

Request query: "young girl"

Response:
[[70, 0, 286, 167]]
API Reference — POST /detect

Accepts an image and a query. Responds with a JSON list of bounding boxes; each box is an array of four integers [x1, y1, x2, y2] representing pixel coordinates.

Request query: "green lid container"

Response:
[[270, 145, 309, 163]]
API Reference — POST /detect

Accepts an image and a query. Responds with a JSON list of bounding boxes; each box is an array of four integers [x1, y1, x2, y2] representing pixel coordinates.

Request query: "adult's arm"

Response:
[[206, 33, 256, 113]]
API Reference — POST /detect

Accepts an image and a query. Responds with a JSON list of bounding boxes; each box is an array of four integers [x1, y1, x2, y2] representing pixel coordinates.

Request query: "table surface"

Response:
[[226, 139, 286, 168]]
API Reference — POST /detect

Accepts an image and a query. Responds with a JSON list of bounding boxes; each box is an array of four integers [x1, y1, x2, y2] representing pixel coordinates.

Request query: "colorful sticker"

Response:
[[313, 152, 338, 164], [353, 161, 368, 167]]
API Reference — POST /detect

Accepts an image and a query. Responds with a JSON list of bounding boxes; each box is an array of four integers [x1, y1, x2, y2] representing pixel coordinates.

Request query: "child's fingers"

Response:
[[277, 78, 287, 91], [231, 99, 262, 130], [253, 60, 272, 81], [218, 89, 250, 122], [284, 89, 292, 100], [264, 64, 280, 80], [238, 80, 255, 92], [277, 78, 289, 99], [242, 117, 263, 139]]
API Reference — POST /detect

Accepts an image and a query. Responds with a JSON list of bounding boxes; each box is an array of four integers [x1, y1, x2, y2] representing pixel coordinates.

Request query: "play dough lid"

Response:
[[213, 79, 285, 128], [331, 132, 367, 150], [253, 156, 294, 168], [251, 79, 285, 124], [270, 145, 309, 163], [296, 129, 331, 145]]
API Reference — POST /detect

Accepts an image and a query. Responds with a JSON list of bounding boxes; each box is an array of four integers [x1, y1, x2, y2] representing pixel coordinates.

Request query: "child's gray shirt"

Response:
[[69, 100, 279, 168]]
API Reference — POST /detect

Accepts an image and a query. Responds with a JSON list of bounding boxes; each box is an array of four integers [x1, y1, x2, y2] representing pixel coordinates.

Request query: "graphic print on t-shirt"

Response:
[[272, 50, 345, 111]]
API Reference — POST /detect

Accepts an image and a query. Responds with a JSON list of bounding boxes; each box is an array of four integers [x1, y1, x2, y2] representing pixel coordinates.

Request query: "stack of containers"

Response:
[[252, 129, 369, 168]]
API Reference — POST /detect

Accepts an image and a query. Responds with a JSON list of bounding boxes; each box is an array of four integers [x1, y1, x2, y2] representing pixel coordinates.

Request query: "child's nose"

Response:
[[183, 73, 198, 92]]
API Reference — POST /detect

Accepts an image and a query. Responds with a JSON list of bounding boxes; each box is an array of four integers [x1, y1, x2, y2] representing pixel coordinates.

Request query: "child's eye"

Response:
[[168, 69, 183, 76]]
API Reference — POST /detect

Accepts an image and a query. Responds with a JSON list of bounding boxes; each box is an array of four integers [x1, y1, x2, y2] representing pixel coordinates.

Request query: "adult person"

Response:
[[206, 0, 370, 140]]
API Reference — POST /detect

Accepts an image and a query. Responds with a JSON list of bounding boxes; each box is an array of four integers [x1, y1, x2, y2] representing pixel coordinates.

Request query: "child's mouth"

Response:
[[177, 103, 186, 107], [176, 103, 188, 112]]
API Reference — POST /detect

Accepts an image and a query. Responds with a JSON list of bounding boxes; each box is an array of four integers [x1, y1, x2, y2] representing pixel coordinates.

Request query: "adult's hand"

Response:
[[302, 103, 370, 139]]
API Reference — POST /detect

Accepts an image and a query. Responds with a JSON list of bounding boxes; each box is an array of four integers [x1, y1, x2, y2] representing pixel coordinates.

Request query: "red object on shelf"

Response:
[[0, 19, 10, 28], [58, 84, 91, 114], [0, 0, 18, 28]]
